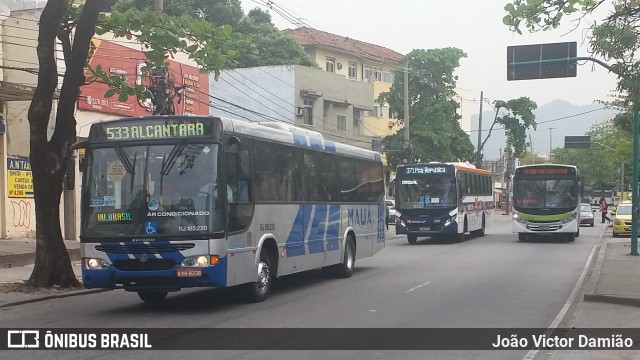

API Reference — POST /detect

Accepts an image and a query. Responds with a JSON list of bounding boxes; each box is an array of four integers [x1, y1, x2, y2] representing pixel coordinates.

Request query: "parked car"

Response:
[[612, 200, 633, 237], [579, 203, 595, 227], [385, 199, 397, 224]]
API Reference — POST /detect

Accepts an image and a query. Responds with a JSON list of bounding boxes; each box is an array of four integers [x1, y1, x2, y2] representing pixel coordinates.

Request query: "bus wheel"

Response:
[[332, 235, 356, 278], [567, 233, 576, 242], [407, 235, 417, 244], [475, 216, 486, 237], [575, 228, 580, 238], [138, 291, 168, 304], [244, 250, 272, 303], [518, 233, 527, 242]]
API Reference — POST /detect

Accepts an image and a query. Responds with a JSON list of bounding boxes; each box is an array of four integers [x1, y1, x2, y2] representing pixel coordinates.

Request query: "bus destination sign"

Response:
[[522, 168, 570, 175], [90, 118, 215, 141], [403, 164, 452, 175]]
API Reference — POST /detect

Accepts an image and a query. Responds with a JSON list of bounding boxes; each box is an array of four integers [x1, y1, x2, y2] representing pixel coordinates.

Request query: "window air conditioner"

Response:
[[296, 107, 307, 116]]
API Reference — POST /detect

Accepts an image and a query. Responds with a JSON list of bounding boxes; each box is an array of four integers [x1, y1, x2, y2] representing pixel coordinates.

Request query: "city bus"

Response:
[[512, 164, 581, 242], [76, 116, 385, 303], [394, 162, 494, 244]]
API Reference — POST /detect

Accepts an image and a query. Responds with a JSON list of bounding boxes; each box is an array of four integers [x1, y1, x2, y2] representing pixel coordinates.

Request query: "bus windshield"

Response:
[[397, 177, 457, 210], [514, 179, 578, 210], [81, 142, 223, 238]]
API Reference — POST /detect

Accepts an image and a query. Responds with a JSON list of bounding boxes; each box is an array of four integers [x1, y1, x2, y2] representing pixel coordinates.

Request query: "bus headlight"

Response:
[[513, 213, 526, 223], [444, 214, 457, 227], [181, 255, 209, 267], [560, 212, 578, 224], [84, 258, 110, 269]]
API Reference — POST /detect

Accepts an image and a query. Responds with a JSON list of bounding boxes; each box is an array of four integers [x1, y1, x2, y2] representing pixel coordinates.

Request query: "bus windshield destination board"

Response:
[[89, 118, 216, 141]]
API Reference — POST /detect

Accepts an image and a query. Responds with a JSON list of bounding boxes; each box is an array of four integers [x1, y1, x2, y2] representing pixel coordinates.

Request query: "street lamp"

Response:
[[549, 127, 556, 162]]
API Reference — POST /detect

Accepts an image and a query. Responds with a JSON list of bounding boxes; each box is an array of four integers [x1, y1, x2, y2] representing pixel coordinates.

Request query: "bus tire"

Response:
[[407, 235, 417, 244], [518, 233, 527, 242], [333, 235, 356, 278], [138, 291, 168, 304], [475, 215, 486, 237], [567, 233, 576, 242], [575, 228, 580, 238], [244, 249, 272, 303]]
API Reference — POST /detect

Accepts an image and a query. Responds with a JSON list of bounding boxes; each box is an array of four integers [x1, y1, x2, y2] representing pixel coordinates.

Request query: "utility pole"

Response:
[[475, 91, 484, 168], [529, 134, 534, 164], [403, 63, 410, 163], [548, 127, 556, 162]]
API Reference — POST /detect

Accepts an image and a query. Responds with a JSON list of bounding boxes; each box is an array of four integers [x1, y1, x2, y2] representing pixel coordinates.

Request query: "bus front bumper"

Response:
[[396, 217, 459, 236], [512, 220, 578, 234], [82, 259, 228, 292]]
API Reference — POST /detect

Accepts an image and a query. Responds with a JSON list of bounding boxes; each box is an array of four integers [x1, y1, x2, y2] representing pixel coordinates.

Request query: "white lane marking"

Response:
[[521, 244, 599, 360], [405, 281, 431, 293]]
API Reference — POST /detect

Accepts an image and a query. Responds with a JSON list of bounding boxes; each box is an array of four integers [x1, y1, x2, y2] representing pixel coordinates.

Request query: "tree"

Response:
[[552, 121, 628, 189], [234, 9, 316, 68], [503, 0, 640, 104], [378, 48, 475, 169], [112, 0, 244, 27], [114, 1, 316, 68], [25, 0, 240, 288], [478, 97, 538, 161]]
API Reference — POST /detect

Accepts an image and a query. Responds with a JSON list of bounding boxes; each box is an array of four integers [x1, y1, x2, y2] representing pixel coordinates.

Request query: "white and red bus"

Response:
[[394, 162, 494, 244]]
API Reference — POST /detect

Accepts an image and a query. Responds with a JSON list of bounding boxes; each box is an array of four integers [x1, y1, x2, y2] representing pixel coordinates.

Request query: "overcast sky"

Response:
[[241, 0, 620, 111]]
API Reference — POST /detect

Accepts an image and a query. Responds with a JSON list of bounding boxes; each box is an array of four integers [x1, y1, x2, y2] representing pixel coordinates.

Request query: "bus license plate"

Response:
[[420, 227, 430, 231], [538, 226, 550, 230], [176, 268, 202, 278]]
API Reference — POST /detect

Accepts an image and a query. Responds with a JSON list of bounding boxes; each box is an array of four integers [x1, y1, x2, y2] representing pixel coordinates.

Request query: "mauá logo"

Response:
[[347, 208, 372, 226]]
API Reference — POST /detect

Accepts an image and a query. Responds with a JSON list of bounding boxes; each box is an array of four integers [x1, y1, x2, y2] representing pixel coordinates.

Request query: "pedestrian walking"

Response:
[[385, 205, 390, 231], [600, 198, 611, 224]]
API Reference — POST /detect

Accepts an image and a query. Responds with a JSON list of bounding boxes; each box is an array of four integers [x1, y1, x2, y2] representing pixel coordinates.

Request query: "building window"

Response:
[[326, 57, 335, 73], [362, 64, 382, 81], [348, 62, 357, 79], [304, 99, 314, 125], [353, 109, 361, 126], [382, 70, 394, 83], [337, 115, 346, 131]]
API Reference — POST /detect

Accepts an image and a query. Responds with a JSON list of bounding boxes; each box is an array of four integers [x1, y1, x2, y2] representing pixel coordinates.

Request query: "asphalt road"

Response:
[[0, 214, 605, 360]]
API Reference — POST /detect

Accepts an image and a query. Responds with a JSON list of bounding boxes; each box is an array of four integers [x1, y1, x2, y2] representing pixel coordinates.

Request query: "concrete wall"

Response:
[[1, 9, 41, 238]]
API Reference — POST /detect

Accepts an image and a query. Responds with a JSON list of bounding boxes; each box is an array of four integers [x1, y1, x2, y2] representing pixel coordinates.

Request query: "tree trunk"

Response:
[[25, 0, 107, 288]]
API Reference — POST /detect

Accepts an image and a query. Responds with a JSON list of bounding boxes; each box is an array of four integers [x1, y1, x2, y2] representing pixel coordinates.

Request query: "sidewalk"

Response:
[[0, 238, 98, 308]]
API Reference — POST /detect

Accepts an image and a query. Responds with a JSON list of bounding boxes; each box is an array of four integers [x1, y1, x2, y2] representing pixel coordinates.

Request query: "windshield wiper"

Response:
[[113, 141, 135, 175], [160, 140, 186, 176]]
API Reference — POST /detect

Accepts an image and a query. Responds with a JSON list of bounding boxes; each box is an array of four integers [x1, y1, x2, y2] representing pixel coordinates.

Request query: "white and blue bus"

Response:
[[395, 162, 494, 244], [512, 164, 582, 242], [77, 116, 385, 303]]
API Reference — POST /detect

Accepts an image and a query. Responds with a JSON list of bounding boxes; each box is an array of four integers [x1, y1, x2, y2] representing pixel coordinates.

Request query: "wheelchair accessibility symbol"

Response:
[[145, 221, 158, 234]]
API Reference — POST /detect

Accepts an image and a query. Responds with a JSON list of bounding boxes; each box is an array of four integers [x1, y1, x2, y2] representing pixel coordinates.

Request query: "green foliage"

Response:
[[233, 9, 316, 68], [112, 0, 245, 27], [88, 8, 242, 101], [478, 97, 537, 161], [378, 48, 474, 169], [504, 0, 640, 105], [553, 121, 629, 188]]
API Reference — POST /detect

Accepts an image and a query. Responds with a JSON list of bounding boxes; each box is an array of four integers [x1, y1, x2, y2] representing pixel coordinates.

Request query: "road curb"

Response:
[[582, 235, 640, 308], [583, 293, 640, 308], [0, 288, 111, 308]]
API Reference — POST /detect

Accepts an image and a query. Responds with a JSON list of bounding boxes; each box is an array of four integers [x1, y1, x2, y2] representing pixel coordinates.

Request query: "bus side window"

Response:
[[226, 136, 253, 233]]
